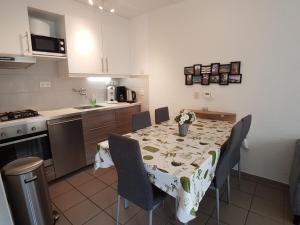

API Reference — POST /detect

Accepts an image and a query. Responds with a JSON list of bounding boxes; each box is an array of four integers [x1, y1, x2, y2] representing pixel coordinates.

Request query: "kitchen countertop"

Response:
[[0, 102, 141, 128]]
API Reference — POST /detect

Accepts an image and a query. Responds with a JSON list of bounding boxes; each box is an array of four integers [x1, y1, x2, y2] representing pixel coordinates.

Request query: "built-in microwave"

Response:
[[31, 34, 66, 55]]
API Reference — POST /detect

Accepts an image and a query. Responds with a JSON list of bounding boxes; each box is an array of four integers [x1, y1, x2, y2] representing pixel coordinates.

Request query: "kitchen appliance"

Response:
[[47, 116, 86, 178], [2, 157, 59, 225], [31, 34, 66, 56], [0, 109, 39, 122], [0, 115, 52, 169], [107, 85, 116, 102], [0, 56, 36, 69], [116, 86, 127, 102], [126, 89, 137, 103]]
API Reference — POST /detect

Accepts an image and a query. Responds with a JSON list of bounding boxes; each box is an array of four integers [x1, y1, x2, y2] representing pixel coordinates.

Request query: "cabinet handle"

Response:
[[101, 57, 104, 73], [25, 31, 31, 53], [106, 57, 108, 73]]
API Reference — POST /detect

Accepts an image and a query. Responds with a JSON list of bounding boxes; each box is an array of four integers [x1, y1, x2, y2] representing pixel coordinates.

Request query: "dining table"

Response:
[[94, 118, 233, 224]]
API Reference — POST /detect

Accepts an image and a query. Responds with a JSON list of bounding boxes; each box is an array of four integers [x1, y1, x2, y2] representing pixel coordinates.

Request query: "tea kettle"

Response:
[[126, 89, 137, 103]]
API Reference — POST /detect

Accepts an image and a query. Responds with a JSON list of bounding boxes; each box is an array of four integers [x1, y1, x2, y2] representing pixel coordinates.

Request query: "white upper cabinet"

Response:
[[63, 14, 103, 75], [0, 0, 32, 56], [101, 15, 130, 75]]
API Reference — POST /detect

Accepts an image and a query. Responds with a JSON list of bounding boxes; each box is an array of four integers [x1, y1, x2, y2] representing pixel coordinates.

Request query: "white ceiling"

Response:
[[75, 0, 183, 18]]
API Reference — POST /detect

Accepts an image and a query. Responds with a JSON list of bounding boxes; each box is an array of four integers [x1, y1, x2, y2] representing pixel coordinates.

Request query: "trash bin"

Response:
[[2, 157, 56, 225]]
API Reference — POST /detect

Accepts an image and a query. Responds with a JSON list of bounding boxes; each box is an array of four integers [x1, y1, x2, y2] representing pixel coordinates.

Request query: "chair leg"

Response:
[[116, 195, 120, 225], [148, 210, 153, 225], [227, 176, 231, 204], [124, 199, 129, 209], [216, 188, 220, 225]]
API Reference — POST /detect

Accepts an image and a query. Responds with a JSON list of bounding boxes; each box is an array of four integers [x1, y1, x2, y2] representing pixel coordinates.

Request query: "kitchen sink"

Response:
[[73, 105, 104, 110]]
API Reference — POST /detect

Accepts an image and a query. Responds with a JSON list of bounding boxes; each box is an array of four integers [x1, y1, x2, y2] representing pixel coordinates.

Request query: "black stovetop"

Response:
[[0, 109, 39, 122]]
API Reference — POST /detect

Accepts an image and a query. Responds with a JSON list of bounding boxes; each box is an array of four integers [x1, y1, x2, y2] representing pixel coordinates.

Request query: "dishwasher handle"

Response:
[[47, 117, 82, 126]]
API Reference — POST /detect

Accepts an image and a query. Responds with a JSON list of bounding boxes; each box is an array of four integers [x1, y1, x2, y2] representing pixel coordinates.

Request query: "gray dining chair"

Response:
[[108, 133, 166, 225], [132, 111, 152, 131], [230, 114, 252, 182], [211, 120, 243, 225], [155, 107, 170, 124]]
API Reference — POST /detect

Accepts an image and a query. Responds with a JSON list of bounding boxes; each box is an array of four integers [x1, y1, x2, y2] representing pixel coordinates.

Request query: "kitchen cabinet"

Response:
[[0, 0, 32, 56], [82, 105, 141, 165], [62, 14, 103, 75], [101, 14, 130, 75]]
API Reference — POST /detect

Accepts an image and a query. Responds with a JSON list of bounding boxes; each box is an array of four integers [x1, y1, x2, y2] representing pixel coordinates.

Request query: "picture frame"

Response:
[[194, 64, 202, 76], [211, 63, 220, 75], [201, 65, 211, 74], [192, 75, 202, 84], [210, 74, 220, 83], [229, 74, 242, 83], [219, 64, 231, 73], [201, 74, 210, 85], [219, 73, 229, 85], [230, 61, 241, 75], [184, 67, 194, 75], [185, 74, 193, 85]]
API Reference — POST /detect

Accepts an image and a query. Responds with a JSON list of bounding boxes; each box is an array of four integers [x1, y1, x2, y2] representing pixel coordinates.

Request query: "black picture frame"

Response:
[[210, 74, 220, 83], [201, 74, 210, 85], [229, 74, 242, 83], [219, 73, 229, 85], [230, 61, 241, 75], [194, 64, 202, 76], [192, 75, 202, 84], [185, 74, 193, 85], [211, 63, 220, 75], [201, 66, 211, 74], [184, 67, 194, 75], [219, 64, 231, 73]]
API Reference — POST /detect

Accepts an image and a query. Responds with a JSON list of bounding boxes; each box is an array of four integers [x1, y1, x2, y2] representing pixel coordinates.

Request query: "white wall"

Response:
[[131, 0, 300, 183]]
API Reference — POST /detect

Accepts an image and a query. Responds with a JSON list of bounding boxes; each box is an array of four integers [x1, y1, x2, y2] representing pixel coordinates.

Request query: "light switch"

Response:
[[40, 81, 51, 88]]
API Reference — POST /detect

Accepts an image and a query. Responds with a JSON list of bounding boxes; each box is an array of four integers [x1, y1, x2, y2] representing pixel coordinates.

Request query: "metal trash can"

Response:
[[2, 157, 56, 225]]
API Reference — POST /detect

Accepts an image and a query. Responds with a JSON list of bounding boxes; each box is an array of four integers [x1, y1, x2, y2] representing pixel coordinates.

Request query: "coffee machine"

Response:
[[106, 85, 117, 103], [116, 86, 137, 103]]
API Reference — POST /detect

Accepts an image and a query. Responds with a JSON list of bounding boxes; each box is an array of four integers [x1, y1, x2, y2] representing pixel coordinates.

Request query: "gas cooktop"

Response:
[[0, 110, 39, 122]]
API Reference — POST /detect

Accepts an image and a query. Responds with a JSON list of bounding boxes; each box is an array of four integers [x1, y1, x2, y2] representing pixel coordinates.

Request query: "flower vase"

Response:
[[178, 123, 190, 137]]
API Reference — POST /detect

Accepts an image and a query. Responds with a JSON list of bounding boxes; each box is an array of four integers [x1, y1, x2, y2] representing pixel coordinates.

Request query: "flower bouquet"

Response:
[[174, 110, 196, 136]]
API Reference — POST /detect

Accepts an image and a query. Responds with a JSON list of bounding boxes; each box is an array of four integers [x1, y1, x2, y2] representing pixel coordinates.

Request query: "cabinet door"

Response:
[[64, 15, 103, 75], [0, 0, 31, 55], [101, 15, 129, 75]]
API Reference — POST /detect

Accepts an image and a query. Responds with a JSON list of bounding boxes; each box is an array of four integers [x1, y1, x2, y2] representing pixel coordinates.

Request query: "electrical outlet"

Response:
[[40, 81, 51, 88]]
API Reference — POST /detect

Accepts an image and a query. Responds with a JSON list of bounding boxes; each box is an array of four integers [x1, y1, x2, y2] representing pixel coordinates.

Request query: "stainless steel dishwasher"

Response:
[[47, 116, 86, 178]]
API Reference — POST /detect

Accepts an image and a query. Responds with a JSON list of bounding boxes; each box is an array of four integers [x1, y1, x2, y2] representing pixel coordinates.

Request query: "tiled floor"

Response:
[[49, 167, 293, 225]]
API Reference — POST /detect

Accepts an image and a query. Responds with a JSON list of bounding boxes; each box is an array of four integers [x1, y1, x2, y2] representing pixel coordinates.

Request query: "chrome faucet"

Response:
[[72, 88, 87, 96]]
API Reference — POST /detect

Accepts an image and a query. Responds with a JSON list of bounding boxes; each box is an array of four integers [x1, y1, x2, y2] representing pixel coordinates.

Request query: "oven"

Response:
[[0, 121, 52, 169]]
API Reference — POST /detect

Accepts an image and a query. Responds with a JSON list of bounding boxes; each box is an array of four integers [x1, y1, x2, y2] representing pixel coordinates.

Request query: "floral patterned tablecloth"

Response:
[[94, 119, 233, 223]]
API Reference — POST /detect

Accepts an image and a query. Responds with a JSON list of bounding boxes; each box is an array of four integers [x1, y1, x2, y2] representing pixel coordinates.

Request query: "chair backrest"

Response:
[[108, 133, 154, 210], [132, 111, 152, 131], [155, 107, 170, 124], [215, 120, 243, 188], [241, 114, 252, 140]]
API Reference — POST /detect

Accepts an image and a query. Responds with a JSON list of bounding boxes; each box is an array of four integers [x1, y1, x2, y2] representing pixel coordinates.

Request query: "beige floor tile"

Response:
[[64, 199, 101, 225], [198, 195, 216, 216], [98, 169, 118, 185], [212, 202, 248, 225], [76, 178, 107, 197], [125, 210, 172, 225], [105, 199, 141, 225], [90, 187, 117, 209], [231, 177, 256, 195], [255, 183, 284, 204], [67, 171, 94, 187], [49, 180, 74, 199], [84, 211, 116, 225], [52, 189, 86, 212], [246, 212, 282, 225], [250, 197, 284, 223], [221, 188, 252, 210]]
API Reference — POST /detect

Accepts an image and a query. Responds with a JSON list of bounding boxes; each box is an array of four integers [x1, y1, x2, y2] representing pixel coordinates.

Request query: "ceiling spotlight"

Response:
[[110, 8, 115, 13], [98, 5, 103, 10], [88, 0, 94, 5]]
